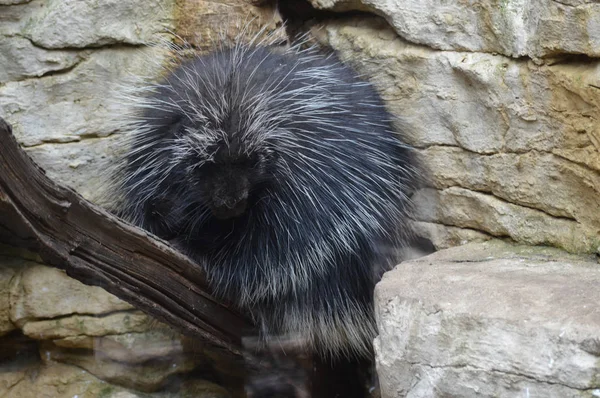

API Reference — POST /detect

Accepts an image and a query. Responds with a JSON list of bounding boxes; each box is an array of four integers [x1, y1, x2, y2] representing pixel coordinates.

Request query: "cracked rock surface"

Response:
[[317, 17, 600, 254], [375, 240, 600, 397], [1, 0, 600, 396], [310, 0, 600, 59], [0, 247, 238, 396]]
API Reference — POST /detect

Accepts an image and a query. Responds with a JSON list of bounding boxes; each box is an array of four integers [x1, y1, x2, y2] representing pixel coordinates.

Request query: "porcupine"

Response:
[[108, 32, 419, 365]]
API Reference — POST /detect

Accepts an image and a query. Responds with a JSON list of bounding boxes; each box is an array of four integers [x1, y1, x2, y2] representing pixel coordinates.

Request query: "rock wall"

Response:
[[2, 1, 597, 254], [312, 11, 600, 254], [374, 241, 600, 397], [0, 246, 238, 397], [1, 0, 599, 396]]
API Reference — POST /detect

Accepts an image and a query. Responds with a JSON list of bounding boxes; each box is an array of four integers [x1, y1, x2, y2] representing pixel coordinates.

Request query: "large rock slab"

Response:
[[316, 17, 600, 254], [0, 37, 82, 84], [310, 0, 600, 59], [41, 340, 199, 392], [9, 264, 133, 327], [21, 0, 175, 49], [0, 359, 230, 398], [374, 240, 600, 397]]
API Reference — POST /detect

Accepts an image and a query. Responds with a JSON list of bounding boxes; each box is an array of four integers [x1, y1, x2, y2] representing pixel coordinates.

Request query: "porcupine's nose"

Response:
[[212, 191, 248, 219]]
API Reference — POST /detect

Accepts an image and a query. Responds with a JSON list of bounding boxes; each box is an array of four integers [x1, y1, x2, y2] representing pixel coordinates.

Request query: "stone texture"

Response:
[[411, 221, 492, 250], [0, 0, 31, 4], [0, 48, 163, 147], [0, 255, 227, 395], [22, 312, 153, 340], [22, 0, 175, 49], [0, 359, 230, 398], [41, 340, 200, 392], [9, 264, 133, 327], [413, 187, 599, 253], [375, 240, 600, 397], [50, 327, 186, 363], [0, 255, 22, 336], [316, 17, 600, 253], [0, 360, 132, 398], [24, 134, 125, 199], [309, 0, 600, 59], [0, 37, 83, 84], [174, 0, 284, 51]]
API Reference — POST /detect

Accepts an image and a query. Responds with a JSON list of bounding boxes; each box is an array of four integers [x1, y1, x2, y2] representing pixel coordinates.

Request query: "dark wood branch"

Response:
[[0, 117, 253, 354]]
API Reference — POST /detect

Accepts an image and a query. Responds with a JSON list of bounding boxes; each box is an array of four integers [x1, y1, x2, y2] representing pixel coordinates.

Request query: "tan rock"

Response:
[[317, 17, 600, 253], [0, 360, 130, 398], [0, 37, 82, 84], [22, 312, 152, 340], [412, 221, 492, 250], [414, 187, 599, 253], [0, 358, 229, 398], [375, 241, 600, 397], [51, 327, 186, 364], [309, 0, 600, 58], [41, 340, 200, 392], [177, 380, 232, 398], [0, 256, 22, 336], [419, 147, 600, 226], [0, 47, 164, 148], [22, 0, 176, 49], [173, 0, 284, 51], [10, 264, 133, 327]]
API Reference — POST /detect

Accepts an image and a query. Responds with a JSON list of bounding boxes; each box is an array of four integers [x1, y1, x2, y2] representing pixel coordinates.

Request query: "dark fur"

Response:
[[114, 41, 419, 358]]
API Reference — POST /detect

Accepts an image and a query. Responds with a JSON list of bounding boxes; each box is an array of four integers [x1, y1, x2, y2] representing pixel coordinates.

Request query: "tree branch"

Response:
[[0, 117, 252, 354]]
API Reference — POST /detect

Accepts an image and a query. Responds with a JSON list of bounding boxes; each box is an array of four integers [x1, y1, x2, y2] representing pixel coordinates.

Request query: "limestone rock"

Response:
[[51, 328, 186, 364], [0, 360, 132, 398], [175, 380, 232, 398], [0, 256, 23, 336], [10, 264, 133, 327], [411, 221, 492, 250], [24, 134, 125, 200], [174, 0, 284, 51], [41, 340, 200, 392], [413, 187, 599, 253], [22, 312, 152, 340], [0, 0, 31, 4], [0, 37, 83, 84], [374, 240, 600, 397], [309, 0, 600, 59], [21, 0, 175, 49], [0, 359, 229, 398], [317, 17, 600, 253], [0, 47, 164, 148]]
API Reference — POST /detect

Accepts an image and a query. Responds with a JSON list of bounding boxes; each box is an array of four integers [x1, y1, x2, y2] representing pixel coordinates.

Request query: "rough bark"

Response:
[[0, 116, 252, 355]]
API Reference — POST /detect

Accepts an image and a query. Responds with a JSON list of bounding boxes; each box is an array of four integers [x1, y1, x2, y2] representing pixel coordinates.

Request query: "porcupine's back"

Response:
[[114, 40, 419, 358]]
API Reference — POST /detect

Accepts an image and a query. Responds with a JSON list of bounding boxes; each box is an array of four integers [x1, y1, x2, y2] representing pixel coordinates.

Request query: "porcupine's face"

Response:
[[162, 109, 277, 221], [128, 49, 283, 225], [191, 139, 274, 220]]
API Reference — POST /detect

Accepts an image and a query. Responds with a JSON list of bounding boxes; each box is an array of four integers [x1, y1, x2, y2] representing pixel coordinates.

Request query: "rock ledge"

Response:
[[375, 240, 600, 397]]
